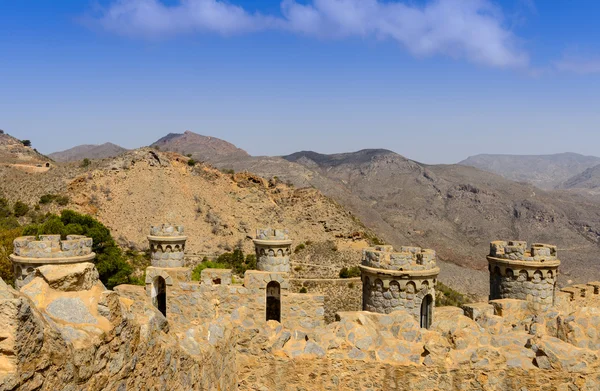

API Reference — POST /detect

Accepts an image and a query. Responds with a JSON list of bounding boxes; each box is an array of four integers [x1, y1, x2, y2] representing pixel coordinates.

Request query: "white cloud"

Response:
[[555, 56, 600, 75], [94, 0, 528, 68]]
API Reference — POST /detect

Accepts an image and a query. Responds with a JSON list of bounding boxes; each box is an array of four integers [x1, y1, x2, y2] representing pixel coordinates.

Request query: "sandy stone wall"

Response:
[[490, 267, 556, 306], [0, 267, 237, 391], [363, 276, 435, 319], [290, 278, 362, 323]]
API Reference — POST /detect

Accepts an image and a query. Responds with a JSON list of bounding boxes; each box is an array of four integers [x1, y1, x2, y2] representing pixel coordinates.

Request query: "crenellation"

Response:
[[253, 227, 292, 273], [488, 240, 560, 309], [360, 245, 439, 328], [10, 235, 96, 288], [147, 223, 187, 268]]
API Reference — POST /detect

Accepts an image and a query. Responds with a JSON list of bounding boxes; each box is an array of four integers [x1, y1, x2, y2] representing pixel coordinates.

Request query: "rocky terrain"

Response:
[[48, 143, 128, 162], [151, 130, 249, 162], [212, 149, 600, 298], [0, 148, 370, 260], [459, 152, 600, 189], [0, 132, 50, 166]]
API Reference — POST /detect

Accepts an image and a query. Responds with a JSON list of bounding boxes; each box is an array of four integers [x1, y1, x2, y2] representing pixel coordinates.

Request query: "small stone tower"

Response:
[[147, 224, 187, 268], [10, 235, 95, 289], [253, 228, 292, 273], [360, 245, 439, 328], [488, 241, 560, 308]]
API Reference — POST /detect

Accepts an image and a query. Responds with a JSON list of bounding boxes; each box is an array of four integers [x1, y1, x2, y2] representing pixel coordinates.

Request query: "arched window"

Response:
[[420, 294, 433, 329], [266, 281, 281, 322], [152, 276, 167, 317]]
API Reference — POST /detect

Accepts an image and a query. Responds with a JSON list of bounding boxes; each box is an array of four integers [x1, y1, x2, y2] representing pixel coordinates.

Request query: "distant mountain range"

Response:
[[48, 143, 128, 162], [10, 129, 600, 297], [459, 153, 600, 190]]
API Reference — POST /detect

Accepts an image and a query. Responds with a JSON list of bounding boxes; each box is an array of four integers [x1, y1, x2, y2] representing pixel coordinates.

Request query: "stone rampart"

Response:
[[289, 278, 362, 323], [10, 235, 95, 289], [487, 241, 560, 308]]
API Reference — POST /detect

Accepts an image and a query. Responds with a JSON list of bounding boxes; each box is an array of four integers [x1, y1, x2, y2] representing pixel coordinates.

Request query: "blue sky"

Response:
[[1, 0, 599, 163]]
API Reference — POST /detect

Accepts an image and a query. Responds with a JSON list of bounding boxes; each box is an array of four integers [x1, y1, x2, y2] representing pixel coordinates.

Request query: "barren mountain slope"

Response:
[[56, 149, 369, 257], [213, 149, 600, 297], [459, 153, 600, 189], [48, 142, 128, 162], [151, 130, 249, 162]]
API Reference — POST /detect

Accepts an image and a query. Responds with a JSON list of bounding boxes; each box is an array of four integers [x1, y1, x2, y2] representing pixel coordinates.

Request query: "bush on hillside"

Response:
[[21, 140, 31, 147], [13, 201, 29, 217], [22, 210, 132, 288], [191, 259, 229, 281], [435, 281, 471, 307], [0, 228, 23, 285], [339, 266, 361, 278]]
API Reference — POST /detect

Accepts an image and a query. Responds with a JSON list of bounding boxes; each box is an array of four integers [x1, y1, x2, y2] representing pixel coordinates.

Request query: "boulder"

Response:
[[35, 262, 100, 292]]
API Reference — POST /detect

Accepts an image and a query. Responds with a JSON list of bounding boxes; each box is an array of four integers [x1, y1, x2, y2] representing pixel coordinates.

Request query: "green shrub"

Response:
[[22, 210, 132, 289], [187, 159, 197, 166], [221, 168, 234, 175], [39, 194, 55, 204], [81, 158, 91, 168], [21, 140, 31, 147], [13, 201, 29, 217], [0, 198, 11, 218], [299, 287, 307, 293], [435, 281, 470, 307], [339, 266, 361, 278], [293, 265, 303, 272], [294, 243, 306, 253], [191, 260, 229, 281]]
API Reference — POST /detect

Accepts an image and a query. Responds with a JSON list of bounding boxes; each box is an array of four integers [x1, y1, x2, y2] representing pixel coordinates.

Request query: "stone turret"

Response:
[[10, 235, 95, 289], [253, 228, 292, 273], [148, 224, 187, 268], [360, 245, 439, 328], [488, 240, 560, 308]]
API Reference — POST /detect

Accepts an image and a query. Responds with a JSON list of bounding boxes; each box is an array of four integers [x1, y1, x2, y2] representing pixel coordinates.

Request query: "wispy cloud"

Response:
[[555, 56, 600, 75], [92, 0, 528, 68]]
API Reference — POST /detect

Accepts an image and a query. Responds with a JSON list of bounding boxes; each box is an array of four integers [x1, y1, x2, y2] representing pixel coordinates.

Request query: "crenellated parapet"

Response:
[[487, 241, 560, 308], [10, 235, 95, 289], [147, 224, 187, 268], [360, 245, 439, 328], [362, 245, 437, 272], [253, 228, 292, 273]]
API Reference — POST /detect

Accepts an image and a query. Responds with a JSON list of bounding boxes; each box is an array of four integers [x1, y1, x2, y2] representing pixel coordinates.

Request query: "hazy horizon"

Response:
[[2, 0, 600, 164]]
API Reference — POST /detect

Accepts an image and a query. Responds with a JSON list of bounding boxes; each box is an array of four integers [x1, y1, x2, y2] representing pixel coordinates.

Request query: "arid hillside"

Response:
[[0, 148, 370, 259], [213, 149, 600, 297], [151, 130, 249, 162], [48, 142, 128, 162], [0, 132, 51, 167]]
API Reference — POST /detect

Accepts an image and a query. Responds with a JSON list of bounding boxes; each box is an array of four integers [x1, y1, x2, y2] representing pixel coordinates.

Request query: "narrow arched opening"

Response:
[[266, 281, 281, 322], [153, 276, 167, 317], [420, 294, 433, 329]]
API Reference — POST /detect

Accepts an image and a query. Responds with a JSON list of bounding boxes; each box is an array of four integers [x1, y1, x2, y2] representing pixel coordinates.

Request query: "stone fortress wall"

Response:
[[488, 240, 560, 308], [10, 234, 95, 289], [10, 224, 600, 391], [360, 245, 439, 325]]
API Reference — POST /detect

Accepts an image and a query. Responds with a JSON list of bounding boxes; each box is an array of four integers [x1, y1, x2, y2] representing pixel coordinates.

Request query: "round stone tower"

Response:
[[360, 245, 439, 328], [253, 228, 292, 273], [487, 240, 560, 308], [148, 224, 187, 268], [10, 235, 95, 289]]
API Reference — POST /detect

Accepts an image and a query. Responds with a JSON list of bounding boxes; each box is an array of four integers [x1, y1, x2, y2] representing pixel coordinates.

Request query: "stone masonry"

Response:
[[9, 234, 95, 289], [253, 228, 292, 273], [360, 245, 439, 328], [487, 240, 560, 308], [148, 224, 187, 268]]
